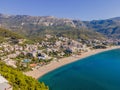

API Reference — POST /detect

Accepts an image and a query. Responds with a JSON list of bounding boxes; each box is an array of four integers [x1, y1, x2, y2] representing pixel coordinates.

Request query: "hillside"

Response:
[[1, 13, 120, 40], [0, 14, 80, 31], [0, 13, 105, 40], [0, 28, 25, 43], [22, 25, 105, 40], [84, 18, 120, 39], [0, 61, 48, 90]]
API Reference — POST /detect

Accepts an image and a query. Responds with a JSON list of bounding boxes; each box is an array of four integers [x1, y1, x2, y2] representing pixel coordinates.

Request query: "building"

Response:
[[0, 75, 12, 90]]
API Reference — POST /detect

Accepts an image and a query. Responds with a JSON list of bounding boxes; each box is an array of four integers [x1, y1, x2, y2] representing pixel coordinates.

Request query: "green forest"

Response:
[[0, 61, 49, 90]]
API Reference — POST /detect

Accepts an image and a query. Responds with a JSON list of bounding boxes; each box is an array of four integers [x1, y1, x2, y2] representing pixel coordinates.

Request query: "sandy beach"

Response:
[[25, 46, 120, 79]]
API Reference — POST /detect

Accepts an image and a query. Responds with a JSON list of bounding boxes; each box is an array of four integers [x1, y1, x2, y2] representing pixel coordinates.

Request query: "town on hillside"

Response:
[[0, 34, 118, 71]]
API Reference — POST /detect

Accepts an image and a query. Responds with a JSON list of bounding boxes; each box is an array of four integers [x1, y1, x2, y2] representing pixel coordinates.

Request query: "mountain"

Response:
[[0, 13, 105, 40], [0, 13, 85, 30], [83, 17, 120, 39]]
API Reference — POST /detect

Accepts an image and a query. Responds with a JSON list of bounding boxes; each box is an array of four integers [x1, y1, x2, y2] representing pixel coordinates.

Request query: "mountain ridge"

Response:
[[1, 13, 120, 39]]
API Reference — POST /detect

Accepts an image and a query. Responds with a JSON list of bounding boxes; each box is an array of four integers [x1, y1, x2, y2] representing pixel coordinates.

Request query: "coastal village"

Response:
[[0, 34, 115, 70], [0, 34, 118, 90], [2, 0, 120, 90]]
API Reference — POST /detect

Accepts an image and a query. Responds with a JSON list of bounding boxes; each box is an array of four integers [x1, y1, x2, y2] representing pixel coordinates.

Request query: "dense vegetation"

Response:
[[84, 18, 120, 39], [0, 26, 105, 44], [0, 28, 25, 43], [0, 28, 24, 39], [0, 61, 49, 90], [58, 28, 105, 40], [0, 28, 37, 44], [22, 26, 105, 41]]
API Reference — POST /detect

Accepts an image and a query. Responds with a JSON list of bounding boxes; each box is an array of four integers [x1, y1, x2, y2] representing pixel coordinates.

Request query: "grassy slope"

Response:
[[0, 61, 49, 90]]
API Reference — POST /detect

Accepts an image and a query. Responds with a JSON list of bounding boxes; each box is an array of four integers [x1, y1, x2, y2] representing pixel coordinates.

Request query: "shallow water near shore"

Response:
[[39, 49, 120, 90]]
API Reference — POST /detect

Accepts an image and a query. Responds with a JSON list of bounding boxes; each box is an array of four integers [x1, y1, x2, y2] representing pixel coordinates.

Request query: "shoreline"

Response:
[[25, 46, 120, 79]]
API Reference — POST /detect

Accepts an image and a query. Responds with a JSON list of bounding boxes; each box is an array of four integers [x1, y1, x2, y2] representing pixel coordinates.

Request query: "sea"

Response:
[[39, 49, 120, 90]]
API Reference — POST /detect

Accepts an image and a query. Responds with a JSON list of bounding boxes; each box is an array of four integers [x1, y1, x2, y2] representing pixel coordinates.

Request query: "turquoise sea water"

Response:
[[39, 49, 120, 90]]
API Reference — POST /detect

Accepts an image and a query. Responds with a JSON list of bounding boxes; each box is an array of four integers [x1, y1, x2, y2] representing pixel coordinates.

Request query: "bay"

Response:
[[39, 49, 120, 90]]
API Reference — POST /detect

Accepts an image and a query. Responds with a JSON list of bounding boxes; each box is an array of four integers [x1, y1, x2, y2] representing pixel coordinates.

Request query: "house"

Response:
[[30, 64, 37, 68], [32, 51, 37, 57], [4, 59, 17, 68], [0, 75, 12, 90], [38, 53, 46, 60]]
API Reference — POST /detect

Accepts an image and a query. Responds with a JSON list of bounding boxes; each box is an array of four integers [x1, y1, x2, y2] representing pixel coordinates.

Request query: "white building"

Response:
[[0, 75, 12, 90]]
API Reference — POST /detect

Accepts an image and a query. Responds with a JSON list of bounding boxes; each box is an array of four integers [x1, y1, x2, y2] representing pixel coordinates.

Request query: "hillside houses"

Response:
[[0, 34, 112, 70]]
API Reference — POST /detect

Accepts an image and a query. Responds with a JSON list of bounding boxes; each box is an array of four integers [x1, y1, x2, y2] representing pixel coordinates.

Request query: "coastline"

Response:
[[25, 46, 120, 79]]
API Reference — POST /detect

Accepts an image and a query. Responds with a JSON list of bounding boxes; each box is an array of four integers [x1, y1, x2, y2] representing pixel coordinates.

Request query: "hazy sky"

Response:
[[1, 0, 120, 20]]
